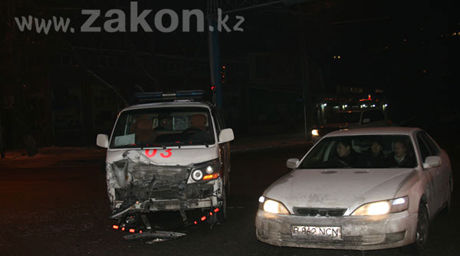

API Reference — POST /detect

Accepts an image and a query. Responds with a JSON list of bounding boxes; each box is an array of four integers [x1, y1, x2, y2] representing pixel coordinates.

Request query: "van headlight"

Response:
[[352, 196, 409, 216], [190, 159, 220, 182]]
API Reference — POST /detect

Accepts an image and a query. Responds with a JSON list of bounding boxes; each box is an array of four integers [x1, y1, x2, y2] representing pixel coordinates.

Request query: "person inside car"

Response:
[[387, 140, 415, 167], [182, 114, 213, 144], [366, 140, 389, 168], [134, 115, 156, 144], [334, 139, 361, 167]]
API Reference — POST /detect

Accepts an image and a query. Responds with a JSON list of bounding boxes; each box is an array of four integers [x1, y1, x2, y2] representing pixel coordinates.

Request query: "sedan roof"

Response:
[[325, 127, 422, 137]]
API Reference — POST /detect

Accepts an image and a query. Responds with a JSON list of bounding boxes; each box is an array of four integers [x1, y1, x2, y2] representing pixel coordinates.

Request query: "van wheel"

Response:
[[216, 184, 227, 222], [401, 203, 429, 255], [207, 184, 227, 226]]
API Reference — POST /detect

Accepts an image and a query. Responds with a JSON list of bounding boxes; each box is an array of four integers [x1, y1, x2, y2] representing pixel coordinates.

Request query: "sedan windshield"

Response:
[[299, 135, 417, 169], [110, 107, 215, 148]]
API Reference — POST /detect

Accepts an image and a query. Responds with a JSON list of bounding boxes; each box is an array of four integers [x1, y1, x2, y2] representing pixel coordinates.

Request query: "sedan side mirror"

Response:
[[96, 134, 109, 148], [286, 158, 300, 169], [423, 156, 441, 168], [219, 128, 234, 144]]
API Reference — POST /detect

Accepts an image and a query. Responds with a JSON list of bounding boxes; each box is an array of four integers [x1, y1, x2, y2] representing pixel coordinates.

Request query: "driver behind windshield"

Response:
[[335, 139, 361, 167]]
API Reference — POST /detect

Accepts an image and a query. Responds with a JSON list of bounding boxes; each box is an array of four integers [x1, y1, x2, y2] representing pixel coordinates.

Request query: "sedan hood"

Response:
[[264, 168, 417, 215]]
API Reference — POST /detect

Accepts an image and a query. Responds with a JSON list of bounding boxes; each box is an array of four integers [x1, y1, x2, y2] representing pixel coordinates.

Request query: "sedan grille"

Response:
[[293, 208, 347, 217]]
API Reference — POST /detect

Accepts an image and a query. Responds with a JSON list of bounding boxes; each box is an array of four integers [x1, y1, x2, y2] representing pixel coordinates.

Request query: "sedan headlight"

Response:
[[259, 196, 290, 215], [352, 196, 409, 216]]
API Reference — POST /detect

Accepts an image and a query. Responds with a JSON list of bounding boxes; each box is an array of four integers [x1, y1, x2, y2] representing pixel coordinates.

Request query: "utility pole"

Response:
[[298, 12, 314, 141], [209, 0, 316, 137], [207, 0, 304, 108], [207, 0, 223, 108]]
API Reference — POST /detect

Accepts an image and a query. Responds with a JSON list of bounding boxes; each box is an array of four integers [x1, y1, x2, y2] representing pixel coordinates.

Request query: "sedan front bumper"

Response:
[[255, 210, 418, 251]]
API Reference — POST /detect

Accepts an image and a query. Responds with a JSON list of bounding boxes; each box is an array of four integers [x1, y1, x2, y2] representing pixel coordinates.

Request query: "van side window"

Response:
[[212, 109, 226, 135]]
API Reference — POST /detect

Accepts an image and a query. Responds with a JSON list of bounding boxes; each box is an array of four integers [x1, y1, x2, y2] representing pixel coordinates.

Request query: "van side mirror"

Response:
[[423, 156, 441, 168], [219, 128, 234, 144], [96, 134, 109, 148], [286, 158, 300, 169]]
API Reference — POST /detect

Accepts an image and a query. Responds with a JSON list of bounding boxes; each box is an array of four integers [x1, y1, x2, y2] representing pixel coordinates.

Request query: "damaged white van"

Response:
[[96, 91, 234, 225]]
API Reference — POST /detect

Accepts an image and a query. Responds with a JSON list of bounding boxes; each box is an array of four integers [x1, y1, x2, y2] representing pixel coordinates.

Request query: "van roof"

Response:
[[122, 101, 213, 112]]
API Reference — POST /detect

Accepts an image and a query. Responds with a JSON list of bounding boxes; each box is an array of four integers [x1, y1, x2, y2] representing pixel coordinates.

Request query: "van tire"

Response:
[[216, 184, 227, 223]]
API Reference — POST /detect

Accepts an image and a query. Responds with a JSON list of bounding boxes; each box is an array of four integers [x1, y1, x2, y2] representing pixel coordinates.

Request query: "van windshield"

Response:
[[110, 107, 215, 148]]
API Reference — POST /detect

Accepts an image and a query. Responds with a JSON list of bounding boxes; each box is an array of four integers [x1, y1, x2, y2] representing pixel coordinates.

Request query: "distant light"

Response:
[[311, 129, 319, 136]]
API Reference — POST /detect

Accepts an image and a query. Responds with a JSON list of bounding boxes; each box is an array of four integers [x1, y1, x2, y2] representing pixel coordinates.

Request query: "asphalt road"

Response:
[[1, 137, 459, 256]]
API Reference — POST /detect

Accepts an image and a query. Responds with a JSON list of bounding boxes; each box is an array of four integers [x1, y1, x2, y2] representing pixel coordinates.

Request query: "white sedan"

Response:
[[256, 127, 453, 254]]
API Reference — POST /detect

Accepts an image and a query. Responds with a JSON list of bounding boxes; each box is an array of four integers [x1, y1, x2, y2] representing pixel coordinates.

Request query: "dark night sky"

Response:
[[2, 0, 457, 114]]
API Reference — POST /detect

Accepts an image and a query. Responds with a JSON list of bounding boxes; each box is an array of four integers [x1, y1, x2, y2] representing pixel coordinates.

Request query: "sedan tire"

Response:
[[401, 203, 429, 255]]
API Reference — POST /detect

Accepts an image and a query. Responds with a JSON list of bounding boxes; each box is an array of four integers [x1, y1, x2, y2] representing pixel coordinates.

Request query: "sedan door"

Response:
[[416, 132, 444, 215]]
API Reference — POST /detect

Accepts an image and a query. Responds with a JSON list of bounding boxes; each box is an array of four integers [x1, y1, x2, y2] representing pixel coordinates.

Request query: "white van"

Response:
[[96, 91, 234, 225]]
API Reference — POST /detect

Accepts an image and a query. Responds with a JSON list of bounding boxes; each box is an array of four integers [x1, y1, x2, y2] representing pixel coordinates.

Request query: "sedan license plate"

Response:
[[292, 226, 342, 240]]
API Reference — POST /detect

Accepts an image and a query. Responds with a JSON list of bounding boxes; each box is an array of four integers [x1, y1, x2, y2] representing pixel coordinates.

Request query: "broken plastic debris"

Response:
[[146, 238, 168, 244]]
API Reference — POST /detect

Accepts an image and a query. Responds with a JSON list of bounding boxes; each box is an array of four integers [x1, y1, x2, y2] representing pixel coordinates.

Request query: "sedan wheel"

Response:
[[442, 175, 453, 215], [401, 203, 429, 255]]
